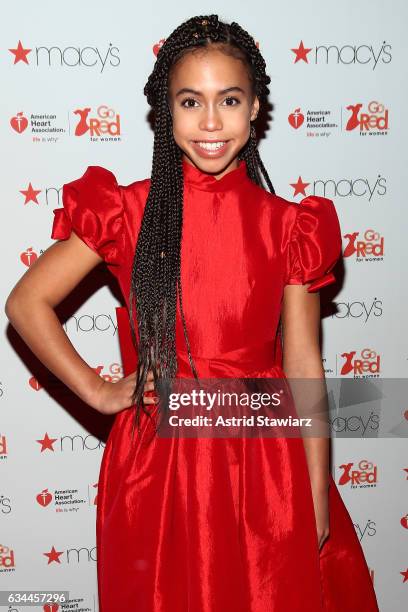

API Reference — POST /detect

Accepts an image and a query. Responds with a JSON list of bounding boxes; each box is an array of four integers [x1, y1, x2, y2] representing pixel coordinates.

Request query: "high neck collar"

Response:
[[182, 158, 249, 193]]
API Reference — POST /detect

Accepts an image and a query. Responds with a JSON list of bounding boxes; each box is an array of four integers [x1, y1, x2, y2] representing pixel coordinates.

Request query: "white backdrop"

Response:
[[1, 1, 407, 610]]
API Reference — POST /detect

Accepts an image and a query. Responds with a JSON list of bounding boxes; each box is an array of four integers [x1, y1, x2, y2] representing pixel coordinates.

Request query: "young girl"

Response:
[[6, 14, 379, 612]]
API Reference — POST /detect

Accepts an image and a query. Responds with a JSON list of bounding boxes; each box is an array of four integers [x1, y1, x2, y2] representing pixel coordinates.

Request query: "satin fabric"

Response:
[[51, 159, 379, 611]]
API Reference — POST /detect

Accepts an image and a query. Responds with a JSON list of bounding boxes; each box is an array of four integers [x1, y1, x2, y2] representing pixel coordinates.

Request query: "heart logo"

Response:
[[29, 376, 42, 391], [401, 514, 408, 529], [10, 112, 28, 133], [288, 108, 304, 129], [36, 488, 52, 507], [43, 604, 59, 612], [20, 247, 37, 267], [153, 39, 166, 57]]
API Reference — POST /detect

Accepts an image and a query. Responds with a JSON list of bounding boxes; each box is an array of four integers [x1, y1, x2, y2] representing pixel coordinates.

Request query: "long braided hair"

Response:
[[128, 14, 275, 437]]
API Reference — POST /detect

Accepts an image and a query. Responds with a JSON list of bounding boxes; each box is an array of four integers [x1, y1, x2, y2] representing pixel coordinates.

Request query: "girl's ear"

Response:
[[250, 96, 260, 121]]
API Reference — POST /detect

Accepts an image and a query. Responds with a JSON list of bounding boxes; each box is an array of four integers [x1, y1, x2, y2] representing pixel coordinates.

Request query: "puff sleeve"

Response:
[[51, 166, 124, 266], [286, 195, 342, 292]]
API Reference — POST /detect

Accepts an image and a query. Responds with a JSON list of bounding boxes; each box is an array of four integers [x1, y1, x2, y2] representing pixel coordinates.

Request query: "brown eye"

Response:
[[181, 98, 199, 108], [222, 96, 240, 106]]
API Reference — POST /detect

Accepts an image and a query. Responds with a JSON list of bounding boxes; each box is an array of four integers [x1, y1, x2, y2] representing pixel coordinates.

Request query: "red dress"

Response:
[[51, 159, 379, 612]]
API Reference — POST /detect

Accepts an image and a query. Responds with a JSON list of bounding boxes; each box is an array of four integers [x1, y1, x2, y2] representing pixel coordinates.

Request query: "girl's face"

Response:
[[168, 46, 259, 180]]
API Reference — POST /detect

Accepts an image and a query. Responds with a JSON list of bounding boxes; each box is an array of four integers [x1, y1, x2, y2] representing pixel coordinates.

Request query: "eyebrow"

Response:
[[175, 86, 246, 97]]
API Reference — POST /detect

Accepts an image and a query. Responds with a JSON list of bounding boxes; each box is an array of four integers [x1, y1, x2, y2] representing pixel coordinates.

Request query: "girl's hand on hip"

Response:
[[91, 370, 157, 415]]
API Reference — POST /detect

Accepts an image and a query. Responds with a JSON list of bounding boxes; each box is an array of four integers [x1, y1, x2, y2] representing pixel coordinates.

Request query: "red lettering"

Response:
[[353, 359, 363, 374], [351, 470, 361, 484], [108, 116, 120, 135], [356, 241, 366, 256], [0, 550, 15, 567], [369, 356, 380, 373], [372, 237, 384, 256], [377, 110, 388, 130], [98, 119, 109, 134], [89, 118, 101, 136], [359, 113, 370, 130]]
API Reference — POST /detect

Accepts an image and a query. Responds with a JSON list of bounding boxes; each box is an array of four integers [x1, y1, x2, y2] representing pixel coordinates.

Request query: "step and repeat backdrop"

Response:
[[1, 1, 407, 610]]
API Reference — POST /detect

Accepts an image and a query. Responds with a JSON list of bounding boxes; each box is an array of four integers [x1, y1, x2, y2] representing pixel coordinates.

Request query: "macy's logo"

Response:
[[291, 40, 391, 69], [9, 39, 120, 72]]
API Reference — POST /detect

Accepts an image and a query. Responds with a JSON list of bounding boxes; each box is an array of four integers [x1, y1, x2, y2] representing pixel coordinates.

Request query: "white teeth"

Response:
[[196, 141, 226, 151]]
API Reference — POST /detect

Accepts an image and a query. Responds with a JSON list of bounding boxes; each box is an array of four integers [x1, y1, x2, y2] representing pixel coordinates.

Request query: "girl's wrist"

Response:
[[80, 372, 107, 412]]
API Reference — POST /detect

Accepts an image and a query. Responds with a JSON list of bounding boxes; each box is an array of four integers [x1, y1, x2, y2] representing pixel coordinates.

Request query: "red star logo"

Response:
[[9, 40, 32, 65], [400, 568, 408, 583], [36, 432, 57, 452], [290, 176, 310, 197], [20, 183, 41, 205], [43, 545, 64, 564], [291, 40, 312, 64]]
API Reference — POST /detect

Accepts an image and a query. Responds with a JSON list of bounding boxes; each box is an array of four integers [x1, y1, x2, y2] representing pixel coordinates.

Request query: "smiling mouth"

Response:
[[193, 140, 228, 151]]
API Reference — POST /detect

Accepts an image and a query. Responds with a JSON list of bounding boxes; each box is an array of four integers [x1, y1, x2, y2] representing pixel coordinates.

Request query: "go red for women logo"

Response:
[[345, 101, 389, 134], [73, 106, 121, 141], [343, 229, 384, 261], [340, 348, 381, 377], [338, 460, 378, 488]]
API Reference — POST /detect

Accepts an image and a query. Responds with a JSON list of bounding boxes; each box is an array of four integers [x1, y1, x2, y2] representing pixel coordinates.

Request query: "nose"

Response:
[[199, 105, 222, 132]]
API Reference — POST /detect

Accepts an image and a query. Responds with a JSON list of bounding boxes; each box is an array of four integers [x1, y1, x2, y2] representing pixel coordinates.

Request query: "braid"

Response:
[[129, 14, 275, 439], [239, 126, 275, 194]]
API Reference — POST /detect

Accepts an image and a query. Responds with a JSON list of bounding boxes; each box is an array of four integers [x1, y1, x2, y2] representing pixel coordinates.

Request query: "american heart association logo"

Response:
[[36, 488, 53, 507], [288, 108, 304, 129], [43, 604, 59, 612], [153, 39, 166, 56], [29, 376, 42, 391], [10, 111, 28, 133], [20, 247, 38, 267]]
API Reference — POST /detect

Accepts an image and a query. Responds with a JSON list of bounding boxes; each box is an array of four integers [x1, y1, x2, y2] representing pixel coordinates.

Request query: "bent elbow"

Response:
[[4, 290, 26, 322], [5, 295, 17, 322]]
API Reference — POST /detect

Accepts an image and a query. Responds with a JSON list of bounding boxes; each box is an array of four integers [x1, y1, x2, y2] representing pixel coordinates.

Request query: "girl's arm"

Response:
[[281, 283, 331, 549], [281, 283, 330, 493], [4, 232, 137, 414]]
